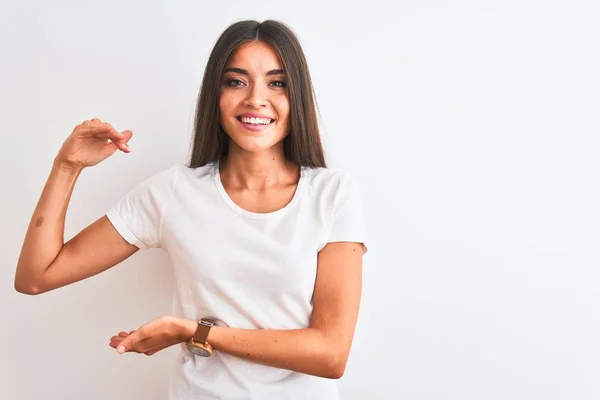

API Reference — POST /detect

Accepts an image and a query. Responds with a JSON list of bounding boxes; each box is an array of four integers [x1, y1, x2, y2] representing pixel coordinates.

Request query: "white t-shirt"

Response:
[[106, 159, 367, 400]]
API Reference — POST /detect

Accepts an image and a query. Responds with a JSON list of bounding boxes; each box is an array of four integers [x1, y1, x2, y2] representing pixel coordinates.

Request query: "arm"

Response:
[[184, 241, 363, 379], [14, 119, 136, 295], [112, 243, 364, 378], [14, 158, 138, 295]]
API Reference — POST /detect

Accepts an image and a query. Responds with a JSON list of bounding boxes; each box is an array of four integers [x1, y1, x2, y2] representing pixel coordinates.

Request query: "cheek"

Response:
[[219, 95, 231, 115], [274, 97, 290, 123], [219, 89, 243, 110], [218, 95, 238, 128]]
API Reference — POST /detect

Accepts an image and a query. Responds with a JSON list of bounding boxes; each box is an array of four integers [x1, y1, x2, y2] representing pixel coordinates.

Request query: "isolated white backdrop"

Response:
[[1, 1, 598, 399]]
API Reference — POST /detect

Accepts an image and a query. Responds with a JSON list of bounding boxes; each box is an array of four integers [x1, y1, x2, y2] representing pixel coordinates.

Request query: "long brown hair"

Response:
[[188, 20, 326, 168]]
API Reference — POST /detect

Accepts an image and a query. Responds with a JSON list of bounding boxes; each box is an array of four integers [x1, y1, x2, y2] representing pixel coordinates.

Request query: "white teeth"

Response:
[[240, 117, 272, 125]]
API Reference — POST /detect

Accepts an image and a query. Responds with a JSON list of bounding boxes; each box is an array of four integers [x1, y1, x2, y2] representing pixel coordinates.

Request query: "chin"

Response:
[[221, 119, 288, 154], [233, 137, 282, 153]]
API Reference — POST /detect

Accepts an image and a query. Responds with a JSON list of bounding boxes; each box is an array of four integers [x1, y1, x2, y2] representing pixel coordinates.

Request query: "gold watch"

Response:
[[186, 318, 215, 357]]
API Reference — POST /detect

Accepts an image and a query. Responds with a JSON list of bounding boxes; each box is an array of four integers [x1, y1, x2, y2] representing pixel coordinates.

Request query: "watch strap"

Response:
[[192, 318, 214, 344]]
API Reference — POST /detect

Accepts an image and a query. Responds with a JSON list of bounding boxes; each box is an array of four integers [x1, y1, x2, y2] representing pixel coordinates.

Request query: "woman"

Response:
[[15, 20, 367, 399]]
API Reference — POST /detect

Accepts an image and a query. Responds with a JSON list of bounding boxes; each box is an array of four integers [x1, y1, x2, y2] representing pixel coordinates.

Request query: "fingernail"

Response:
[[117, 346, 125, 353]]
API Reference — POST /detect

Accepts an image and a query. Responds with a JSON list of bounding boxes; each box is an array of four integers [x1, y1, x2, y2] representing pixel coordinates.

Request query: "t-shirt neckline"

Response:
[[212, 159, 306, 219]]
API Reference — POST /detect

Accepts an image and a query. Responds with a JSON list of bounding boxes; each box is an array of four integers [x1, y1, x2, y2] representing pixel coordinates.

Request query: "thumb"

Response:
[[103, 129, 133, 154], [120, 129, 134, 144], [117, 333, 138, 354]]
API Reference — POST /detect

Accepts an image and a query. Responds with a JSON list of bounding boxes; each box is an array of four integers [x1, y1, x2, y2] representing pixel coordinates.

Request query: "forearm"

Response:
[[15, 158, 82, 292], [180, 320, 344, 379]]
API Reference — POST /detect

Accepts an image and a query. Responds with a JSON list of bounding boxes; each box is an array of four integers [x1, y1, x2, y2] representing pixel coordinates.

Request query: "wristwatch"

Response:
[[186, 318, 215, 357]]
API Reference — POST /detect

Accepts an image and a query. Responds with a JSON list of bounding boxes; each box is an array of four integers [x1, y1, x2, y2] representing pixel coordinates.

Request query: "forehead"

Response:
[[225, 41, 282, 72]]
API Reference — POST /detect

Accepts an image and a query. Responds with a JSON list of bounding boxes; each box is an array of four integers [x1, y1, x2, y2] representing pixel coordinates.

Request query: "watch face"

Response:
[[187, 344, 211, 357]]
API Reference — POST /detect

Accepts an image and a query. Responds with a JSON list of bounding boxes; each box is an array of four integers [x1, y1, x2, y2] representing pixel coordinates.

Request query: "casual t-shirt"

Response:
[[106, 159, 368, 400]]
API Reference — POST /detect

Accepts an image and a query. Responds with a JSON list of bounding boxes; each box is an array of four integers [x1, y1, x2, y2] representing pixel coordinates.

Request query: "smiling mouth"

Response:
[[236, 116, 275, 126]]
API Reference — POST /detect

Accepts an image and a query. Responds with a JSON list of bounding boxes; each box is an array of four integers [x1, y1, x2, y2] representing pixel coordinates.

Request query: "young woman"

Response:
[[15, 20, 367, 399]]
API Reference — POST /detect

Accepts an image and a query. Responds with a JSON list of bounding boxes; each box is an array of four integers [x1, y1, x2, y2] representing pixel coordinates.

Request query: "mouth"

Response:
[[235, 116, 275, 126]]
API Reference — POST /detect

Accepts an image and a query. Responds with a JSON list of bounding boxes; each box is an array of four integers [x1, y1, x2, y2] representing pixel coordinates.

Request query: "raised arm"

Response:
[[14, 118, 136, 295]]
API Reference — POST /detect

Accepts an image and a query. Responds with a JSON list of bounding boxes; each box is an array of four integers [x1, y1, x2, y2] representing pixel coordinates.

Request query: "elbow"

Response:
[[14, 274, 44, 296], [14, 284, 40, 296], [314, 330, 351, 379], [322, 348, 349, 379], [326, 365, 345, 380], [331, 355, 348, 379], [14, 282, 43, 295]]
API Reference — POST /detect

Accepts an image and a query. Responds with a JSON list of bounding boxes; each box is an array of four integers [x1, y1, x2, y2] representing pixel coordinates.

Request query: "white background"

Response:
[[1, 1, 598, 399]]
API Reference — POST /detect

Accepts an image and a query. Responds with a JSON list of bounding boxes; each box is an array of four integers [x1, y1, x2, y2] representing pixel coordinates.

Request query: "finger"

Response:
[[79, 121, 123, 141], [109, 336, 124, 349], [82, 118, 103, 124], [117, 331, 147, 354], [104, 130, 133, 153], [91, 128, 124, 141], [118, 331, 130, 338], [94, 130, 130, 152], [78, 123, 113, 138], [120, 129, 134, 143], [97, 128, 133, 144], [115, 130, 133, 152], [103, 140, 130, 155], [81, 118, 109, 128], [77, 122, 132, 151]]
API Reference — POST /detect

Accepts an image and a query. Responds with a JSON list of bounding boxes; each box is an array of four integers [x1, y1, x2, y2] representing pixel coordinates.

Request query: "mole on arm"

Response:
[[35, 216, 44, 228]]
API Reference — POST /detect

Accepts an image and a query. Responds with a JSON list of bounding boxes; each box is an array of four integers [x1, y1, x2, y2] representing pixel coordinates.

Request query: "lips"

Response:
[[237, 113, 274, 120], [235, 115, 274, 132], [235, 113, 275, 127], [235, 116, 275, 123]]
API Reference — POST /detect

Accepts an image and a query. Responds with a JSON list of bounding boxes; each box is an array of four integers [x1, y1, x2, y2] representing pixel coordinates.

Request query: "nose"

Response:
[[243, 83, 268, 109]]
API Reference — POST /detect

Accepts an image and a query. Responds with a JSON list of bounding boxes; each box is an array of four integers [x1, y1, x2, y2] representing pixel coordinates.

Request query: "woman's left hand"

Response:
[[109, 316, 188, 356]]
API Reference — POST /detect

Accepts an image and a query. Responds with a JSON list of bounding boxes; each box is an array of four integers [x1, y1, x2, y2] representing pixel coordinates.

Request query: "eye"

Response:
[[270, 80, 286, 88], [224, 78, 245, 87]]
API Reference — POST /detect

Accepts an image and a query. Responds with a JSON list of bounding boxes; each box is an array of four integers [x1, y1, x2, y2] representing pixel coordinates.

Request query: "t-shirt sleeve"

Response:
[[105, 166, 176, 250], [326, 173, 368, 253]]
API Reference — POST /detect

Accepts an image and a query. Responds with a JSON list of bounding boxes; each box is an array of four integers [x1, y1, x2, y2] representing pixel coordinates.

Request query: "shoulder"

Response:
[[304, 166, 368, 252], [132, 163, 180, 191], [175, 161, 216, 181], [302, 166, 362, 202], [136, 161, 216, 189]]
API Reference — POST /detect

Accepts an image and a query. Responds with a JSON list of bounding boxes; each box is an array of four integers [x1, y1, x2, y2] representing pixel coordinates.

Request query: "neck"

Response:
[[219, 144, 300, 190]]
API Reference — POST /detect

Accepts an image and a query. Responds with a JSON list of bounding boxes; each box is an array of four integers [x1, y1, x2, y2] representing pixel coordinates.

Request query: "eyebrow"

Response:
[[224, 67, 285, 76]]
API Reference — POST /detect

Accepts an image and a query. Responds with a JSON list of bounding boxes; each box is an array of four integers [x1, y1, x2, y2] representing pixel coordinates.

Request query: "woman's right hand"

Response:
[[56, 118, 133, 170]]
